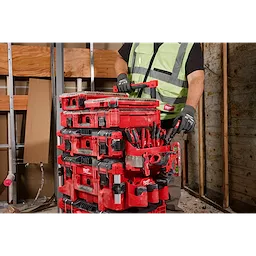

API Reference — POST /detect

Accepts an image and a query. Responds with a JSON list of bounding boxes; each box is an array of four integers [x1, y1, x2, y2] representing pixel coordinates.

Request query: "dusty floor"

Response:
[[177, 190, 221, 213], [0, 189, 222, 213]]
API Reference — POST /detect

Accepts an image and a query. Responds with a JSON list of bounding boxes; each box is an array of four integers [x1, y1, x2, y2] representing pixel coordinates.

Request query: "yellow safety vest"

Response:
[[127, 43, 194, 120]]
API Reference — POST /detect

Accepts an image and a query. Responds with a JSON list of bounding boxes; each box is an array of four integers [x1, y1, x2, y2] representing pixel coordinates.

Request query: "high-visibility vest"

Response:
[[127, 43, 194, 120]]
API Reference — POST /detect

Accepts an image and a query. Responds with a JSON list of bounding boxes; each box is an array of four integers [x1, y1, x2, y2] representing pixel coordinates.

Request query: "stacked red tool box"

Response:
[[57, 86, 181, 214]]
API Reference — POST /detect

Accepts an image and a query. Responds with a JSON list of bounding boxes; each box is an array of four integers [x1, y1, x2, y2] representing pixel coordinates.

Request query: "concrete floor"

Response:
[[0, 189, 222, 213]]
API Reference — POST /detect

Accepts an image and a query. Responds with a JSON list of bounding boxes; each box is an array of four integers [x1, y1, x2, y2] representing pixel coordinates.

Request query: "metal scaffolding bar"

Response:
[[90, 43, 95, 91], [50, 43, 59, 210], [55, 43, 65, 213], [7, 43, 17, 204]]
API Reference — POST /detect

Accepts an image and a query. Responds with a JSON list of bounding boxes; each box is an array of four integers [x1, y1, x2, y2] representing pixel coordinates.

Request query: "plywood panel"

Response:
[[23, 78, 52, 163], [0, 44, 118, 78], [15, 80, 28, 159]]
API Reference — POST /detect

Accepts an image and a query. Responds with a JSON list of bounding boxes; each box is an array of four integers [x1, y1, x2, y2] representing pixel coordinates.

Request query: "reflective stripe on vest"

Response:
[[143, 87, 187, 104], [129, 42, 139, 74], [132, 66, 188, 88]]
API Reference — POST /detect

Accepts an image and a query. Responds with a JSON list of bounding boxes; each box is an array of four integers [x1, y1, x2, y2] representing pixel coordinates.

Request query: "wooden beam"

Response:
[[0, 44, 118, 78], [0, 95, 28, 111]]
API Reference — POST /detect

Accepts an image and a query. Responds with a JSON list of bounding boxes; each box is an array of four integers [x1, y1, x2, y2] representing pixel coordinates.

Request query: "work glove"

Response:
[[117, 73, 132, 92], [172, 105, 196, 133]]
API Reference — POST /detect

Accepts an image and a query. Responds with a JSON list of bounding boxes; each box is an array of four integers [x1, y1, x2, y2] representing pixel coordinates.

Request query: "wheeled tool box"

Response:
[[58, 151, 172, 211], [57, 81, 181, 214]]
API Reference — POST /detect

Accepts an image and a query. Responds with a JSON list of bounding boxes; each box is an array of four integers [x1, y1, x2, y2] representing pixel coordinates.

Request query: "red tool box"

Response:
[[57, 80, 181, 214], [61, 107, 160, 129], [59, 91, 128, 111], [57, 128, 124, 159]]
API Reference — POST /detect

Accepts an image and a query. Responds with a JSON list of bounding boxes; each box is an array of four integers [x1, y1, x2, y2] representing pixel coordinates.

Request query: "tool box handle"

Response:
[[113, 80, 158, 99]]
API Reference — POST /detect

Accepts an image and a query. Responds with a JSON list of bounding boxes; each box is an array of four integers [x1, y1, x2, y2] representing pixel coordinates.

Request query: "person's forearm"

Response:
[[115, 54, 128, 77], [186, 70, 205, 109]]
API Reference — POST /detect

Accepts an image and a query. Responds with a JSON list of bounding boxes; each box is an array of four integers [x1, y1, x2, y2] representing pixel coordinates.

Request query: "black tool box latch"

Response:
[[99, 142, 108, 155], [58, 166, 64, 176], [66, 117, 73, 127], [100, 173, 109, 186], [78, 97, 85, 107], [65, 139, 71, 151], [112, 183, 126, 194], [111, 139, 124, 151], [66, 167, 73, 178]]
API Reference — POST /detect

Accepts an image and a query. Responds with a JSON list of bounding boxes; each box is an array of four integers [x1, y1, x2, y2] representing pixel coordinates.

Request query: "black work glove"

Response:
[[172, 105, 196, 133], [117, 73, 132, 92]]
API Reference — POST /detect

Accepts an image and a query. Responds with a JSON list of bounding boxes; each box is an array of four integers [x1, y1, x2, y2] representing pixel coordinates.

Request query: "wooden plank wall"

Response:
[[0, 43, 120, 78], [187, 43, 256, 212], [228, 43, 256, 212], [0, 43, 122, 201]]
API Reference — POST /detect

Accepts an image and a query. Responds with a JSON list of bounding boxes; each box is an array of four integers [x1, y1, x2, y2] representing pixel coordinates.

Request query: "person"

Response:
[[115, 43, 205, 212]]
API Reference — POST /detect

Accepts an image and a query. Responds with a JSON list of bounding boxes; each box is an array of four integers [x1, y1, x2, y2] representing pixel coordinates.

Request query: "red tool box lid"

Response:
[[83, 97, 159, 109], [59, 91, 128, 99]]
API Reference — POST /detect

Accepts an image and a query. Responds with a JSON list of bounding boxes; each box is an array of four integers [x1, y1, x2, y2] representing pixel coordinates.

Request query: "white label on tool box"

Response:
[[83, 168, 91, 175], [143, 179, 151, 186]]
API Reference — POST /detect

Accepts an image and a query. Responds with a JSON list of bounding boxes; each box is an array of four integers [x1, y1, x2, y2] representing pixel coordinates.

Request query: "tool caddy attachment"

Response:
[[57, 80, 181, 214]]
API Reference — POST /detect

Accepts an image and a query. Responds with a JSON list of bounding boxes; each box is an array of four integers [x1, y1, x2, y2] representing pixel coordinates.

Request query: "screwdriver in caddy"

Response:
[[114, 80, 158, 148], [114, 79, 181, 147]]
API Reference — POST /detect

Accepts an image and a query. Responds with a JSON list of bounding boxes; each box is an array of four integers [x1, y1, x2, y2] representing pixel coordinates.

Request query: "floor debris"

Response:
[[178, 190, 221, 213]]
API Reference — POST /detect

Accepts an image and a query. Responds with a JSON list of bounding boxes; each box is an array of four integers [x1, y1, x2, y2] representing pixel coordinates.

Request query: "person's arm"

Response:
[[114, 44, 134, 92], [185, 43, 205, 110], [115, 43, 133, 77], [115, 54, 128, 77], [171, 43, 205, 133], [186, 69, 205, 110]]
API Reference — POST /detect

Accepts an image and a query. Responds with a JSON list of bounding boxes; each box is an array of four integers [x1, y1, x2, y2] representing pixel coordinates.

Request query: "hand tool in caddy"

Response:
[[114, 79, 182, 146], [164, 119, 182, 144]]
